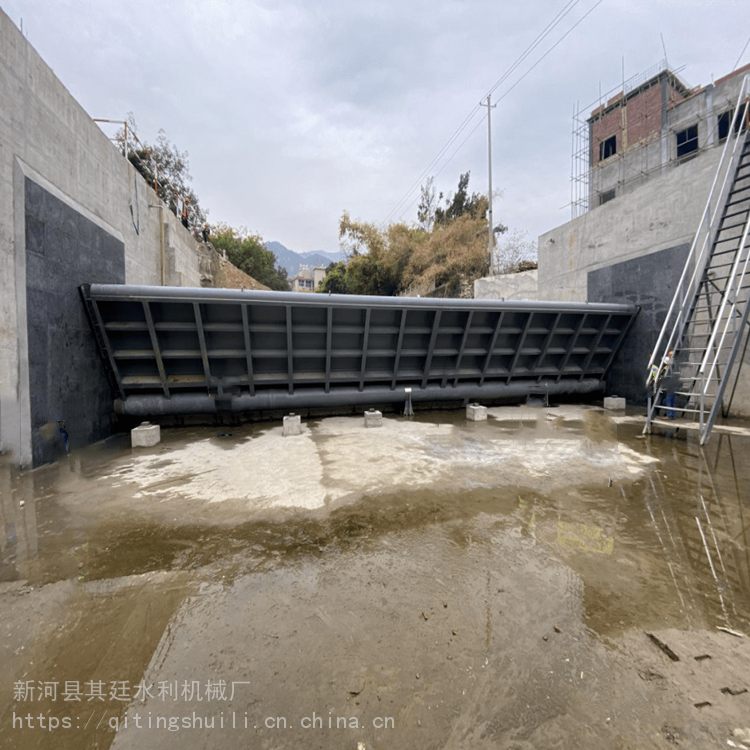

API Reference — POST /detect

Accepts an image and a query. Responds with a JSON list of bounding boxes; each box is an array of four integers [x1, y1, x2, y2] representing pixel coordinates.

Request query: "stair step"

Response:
[[713, 235, 744, 245], [705, 256, 750, 268], [722, 207, 750, 223], [652, 404, 709, 416], [718, 218, 750, 233], [708, 247, 745, 258]]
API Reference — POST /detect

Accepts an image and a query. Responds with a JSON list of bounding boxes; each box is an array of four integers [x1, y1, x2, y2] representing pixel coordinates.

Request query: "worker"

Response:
[[660, 350, 680, 420]]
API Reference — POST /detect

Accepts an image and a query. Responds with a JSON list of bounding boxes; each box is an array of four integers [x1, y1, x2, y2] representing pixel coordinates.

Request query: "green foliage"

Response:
[[323, 171, 535, 297], [434, 172, 488, 226], [118, 113, 207, 227], [210, 223, 291, 291], [326, 173, 493, 297], [493, 229, 538, 274], [318, 262, 349, 294], [417, 176, 437, 231]]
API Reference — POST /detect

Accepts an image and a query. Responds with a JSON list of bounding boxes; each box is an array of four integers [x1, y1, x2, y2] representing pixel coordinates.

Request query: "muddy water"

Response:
[[1, 406, 749, 749]]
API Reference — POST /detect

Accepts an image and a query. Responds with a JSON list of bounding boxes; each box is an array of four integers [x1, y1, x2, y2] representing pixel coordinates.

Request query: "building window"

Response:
[[676, 124, 699, 157], [599, 135, 617, 161], [718, 110, 732, 141], [599, 189, 616, 206]]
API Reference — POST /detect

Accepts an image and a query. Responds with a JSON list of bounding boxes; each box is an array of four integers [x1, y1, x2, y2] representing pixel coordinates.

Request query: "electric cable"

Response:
[[382, 0, 583, 227], [382, 0, 602, 227], [733, 34, 750, 72]]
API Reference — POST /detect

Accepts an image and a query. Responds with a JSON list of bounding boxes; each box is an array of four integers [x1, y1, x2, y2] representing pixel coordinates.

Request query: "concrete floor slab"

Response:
[[1, 405, 749, 750]]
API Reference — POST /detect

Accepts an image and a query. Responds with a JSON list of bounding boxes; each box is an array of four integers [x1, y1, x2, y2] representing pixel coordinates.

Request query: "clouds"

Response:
[[3, 0, 750, 252]]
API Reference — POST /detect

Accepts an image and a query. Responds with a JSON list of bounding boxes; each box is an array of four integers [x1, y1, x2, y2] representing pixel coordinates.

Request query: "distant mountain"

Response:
[[266, 241, 345, 277]]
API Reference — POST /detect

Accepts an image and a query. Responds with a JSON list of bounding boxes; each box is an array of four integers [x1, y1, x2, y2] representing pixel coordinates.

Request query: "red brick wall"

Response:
[[592, 106, 623, 165], [591, 77, 689, 165], [624, 84, 662, 147]]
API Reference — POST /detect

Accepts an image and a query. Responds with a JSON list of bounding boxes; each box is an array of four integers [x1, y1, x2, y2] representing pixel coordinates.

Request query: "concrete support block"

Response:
[[131, 421, 160, 447], [283, 413, 302, 436], [466, 403, 488, 421], [364, 409, 383, 428], [603, 396, 626, 410]]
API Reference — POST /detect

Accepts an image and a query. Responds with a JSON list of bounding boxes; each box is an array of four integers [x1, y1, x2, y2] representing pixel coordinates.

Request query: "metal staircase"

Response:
[[645, 76, 750, 444]]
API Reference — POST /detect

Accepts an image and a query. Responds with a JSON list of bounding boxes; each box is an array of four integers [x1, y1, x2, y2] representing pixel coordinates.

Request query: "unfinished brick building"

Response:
[[571, 61, 750, 212]]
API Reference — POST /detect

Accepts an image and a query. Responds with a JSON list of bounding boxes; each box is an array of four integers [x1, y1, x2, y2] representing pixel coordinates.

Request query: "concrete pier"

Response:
[[466, 403, 488, 421], [130, 421, 160, 447], [283, 413, 302, 436]]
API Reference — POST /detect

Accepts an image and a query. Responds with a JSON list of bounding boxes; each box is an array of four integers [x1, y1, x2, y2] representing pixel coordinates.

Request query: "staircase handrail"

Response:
[[700, 165, 750, 389], [646, 74, 750, 379]]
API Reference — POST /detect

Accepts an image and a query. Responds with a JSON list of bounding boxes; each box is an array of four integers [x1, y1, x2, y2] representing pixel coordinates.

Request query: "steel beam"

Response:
[[80, 284, 638, 417], [193, 302, 212, 390], [142, 300, 170, 398], [580, 313, 612, 379], [557, 313, 587, 381], [534, 312, 560, 383], [325, 306, 332, 394], [391, 309, 407, 390], [359, 307, 371, 392], [451, 310, 474, 388], [480, 311, 505, 386], [286, 305, 294, 395], [422, 309, 442, 388], [241, 304, 255, 396], [506, 311, 534, 383]]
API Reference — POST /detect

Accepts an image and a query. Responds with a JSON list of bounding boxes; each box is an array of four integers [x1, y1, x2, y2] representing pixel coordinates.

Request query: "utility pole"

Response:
[[482, 95, 497, 274]]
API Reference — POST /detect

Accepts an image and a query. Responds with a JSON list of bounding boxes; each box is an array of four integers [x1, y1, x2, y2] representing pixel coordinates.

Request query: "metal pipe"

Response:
[[86, 283, 637, 315], [114, 380, 605, 417]]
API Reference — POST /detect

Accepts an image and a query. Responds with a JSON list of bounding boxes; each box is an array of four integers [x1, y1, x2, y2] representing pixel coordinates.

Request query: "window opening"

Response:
[[599, 135, 617, 162], [599, 189, 616, 206], [734, 105, 749, 134], [718, 110, 732, 141], [676, 124, 698, 158]]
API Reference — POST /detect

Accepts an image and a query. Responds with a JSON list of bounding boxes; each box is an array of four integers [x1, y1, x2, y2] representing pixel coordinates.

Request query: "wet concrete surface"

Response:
[[1, 405, 749, 749]]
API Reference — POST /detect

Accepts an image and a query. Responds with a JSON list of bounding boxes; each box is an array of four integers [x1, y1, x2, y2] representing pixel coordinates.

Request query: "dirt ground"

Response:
[[1, 405, 749, 749]]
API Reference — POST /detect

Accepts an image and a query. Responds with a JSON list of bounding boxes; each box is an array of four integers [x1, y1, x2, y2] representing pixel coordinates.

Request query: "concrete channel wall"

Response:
[[0, 10, 202, 467], [474, 270, 539, 301], [534, 144, 750, 412]]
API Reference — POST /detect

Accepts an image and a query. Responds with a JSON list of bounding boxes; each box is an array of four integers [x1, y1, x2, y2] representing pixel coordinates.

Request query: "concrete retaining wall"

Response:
[[534, 142, 750, 415], [0, 10, 202, 466], [474, 269, 538, 301], [537, 147, 722, 303]]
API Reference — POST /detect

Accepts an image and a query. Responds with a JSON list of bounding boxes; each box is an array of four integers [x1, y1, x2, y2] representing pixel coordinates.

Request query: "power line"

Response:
[[382, 0, 583, 227], [733, 34, 750, 71], [487, 0, 582, 99], [493, 0, 604, 106], [383, 0, 601, 227]]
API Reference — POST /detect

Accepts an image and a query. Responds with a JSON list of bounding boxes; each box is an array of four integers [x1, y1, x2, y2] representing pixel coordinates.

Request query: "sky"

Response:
[[2, 0, 749, 254]]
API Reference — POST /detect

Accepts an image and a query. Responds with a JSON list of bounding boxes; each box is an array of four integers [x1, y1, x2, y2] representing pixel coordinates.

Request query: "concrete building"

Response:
[[583, 63, 749, 209], [291, 265, 327, 293], [478, 61, 750, 410], [536, 62, 750, 407], [0, 10, 209, 467]]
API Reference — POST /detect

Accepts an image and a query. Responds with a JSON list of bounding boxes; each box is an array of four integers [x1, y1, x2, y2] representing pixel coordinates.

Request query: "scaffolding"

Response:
[[569, 59, 702, 219]]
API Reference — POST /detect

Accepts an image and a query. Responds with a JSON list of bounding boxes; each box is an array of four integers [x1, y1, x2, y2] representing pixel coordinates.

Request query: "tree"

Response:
[[210, 223, 291, 291], [493, 229, 538, 274], [434, 172, 488, 226], [417, 176, 437, 231], [118, 113, 207, 227], [403, 213, 489, 294], [327, 213, 420, 296], [328, 171, 535, 297], [318, 262, 349, 294]]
